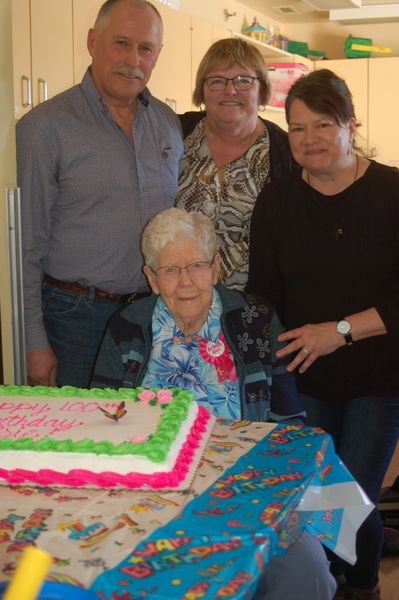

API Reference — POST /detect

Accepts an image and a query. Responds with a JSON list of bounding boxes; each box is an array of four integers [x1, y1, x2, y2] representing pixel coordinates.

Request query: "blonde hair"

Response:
[[141, 208, 218, 269], [193, 38, 271, 106]]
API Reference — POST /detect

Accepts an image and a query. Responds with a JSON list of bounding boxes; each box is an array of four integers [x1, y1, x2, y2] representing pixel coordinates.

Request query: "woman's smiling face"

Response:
[[203, 64, 261, 126], [288, 98, 356, 176], [144, 236, 220, 335]]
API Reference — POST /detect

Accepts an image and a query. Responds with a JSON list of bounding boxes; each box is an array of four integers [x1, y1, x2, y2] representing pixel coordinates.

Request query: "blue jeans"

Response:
[[42, 282, 123, 388], [301, 393, 399, 589], [255, 531, 336, 599]]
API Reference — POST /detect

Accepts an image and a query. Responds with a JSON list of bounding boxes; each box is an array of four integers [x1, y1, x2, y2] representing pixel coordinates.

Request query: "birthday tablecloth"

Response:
[[0, 422, 373, 599]]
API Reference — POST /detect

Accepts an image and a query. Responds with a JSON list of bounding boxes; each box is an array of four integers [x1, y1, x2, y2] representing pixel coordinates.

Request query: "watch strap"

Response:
[[337, 319, 353, 346]]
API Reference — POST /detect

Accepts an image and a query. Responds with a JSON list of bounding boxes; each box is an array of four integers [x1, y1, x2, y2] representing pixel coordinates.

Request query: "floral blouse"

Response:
[[142, 288, 240, 419], [175, 118, 271, 290]]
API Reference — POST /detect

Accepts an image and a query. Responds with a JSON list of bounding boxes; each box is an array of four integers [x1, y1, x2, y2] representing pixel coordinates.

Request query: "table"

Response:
[[0, 422, 373, 599]]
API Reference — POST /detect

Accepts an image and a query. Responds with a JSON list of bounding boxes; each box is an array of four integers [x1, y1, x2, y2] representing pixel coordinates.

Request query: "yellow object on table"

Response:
[[3, 546, 52, 600]]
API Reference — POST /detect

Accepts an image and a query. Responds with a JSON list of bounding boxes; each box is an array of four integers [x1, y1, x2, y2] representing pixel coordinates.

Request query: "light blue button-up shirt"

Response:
[[17, 69, 183, 351]]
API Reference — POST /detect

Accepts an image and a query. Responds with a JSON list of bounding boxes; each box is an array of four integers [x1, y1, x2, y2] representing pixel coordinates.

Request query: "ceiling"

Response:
[[239, 0, 399, 23]]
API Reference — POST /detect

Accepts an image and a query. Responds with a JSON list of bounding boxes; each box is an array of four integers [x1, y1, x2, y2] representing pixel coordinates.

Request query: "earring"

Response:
[[200, 103, 206, 112], [258, 105, 266, 112]]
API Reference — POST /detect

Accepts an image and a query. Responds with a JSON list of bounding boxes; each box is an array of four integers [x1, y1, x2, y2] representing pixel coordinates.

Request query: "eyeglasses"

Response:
[[150, 259, 215, 282], [204, 75, 259, 92]]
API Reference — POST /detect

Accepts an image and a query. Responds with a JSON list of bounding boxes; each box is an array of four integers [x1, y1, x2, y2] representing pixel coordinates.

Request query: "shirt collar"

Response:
[[152, 287, 223, 343]]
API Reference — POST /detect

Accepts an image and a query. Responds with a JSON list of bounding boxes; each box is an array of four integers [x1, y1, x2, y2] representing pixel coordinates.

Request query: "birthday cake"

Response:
[[0, 385, 214, 490]]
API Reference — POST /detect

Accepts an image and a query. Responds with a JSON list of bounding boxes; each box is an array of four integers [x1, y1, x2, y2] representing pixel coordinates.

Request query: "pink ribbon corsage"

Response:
[[199, 333, 237, 383]]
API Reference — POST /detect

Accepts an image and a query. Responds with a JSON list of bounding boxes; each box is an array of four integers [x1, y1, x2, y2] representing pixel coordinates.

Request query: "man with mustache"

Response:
[[16, 0, 183, 388]]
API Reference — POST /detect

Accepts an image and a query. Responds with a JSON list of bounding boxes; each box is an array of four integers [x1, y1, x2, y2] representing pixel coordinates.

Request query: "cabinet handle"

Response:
[[38, 78, 48, 103], [165, 98, 177, 113], [21, 75, 32, 108]]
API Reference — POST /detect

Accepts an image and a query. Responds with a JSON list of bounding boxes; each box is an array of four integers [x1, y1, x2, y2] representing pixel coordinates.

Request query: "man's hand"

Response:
[[27, 348, 57, 386]]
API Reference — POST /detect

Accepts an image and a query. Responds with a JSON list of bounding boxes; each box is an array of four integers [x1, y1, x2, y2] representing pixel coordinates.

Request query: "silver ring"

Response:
[[301, 348, 309, 355]]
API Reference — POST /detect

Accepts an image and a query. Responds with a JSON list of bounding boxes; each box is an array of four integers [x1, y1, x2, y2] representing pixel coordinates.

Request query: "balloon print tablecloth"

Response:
[[0, 422, 373, 599]]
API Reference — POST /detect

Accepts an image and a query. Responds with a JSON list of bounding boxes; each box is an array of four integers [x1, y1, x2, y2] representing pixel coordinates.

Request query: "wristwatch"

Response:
[[336, 319, 353, 345]]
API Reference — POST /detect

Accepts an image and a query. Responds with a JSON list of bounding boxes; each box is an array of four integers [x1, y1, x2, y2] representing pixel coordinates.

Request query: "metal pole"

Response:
[[6, 187, 27, 384]]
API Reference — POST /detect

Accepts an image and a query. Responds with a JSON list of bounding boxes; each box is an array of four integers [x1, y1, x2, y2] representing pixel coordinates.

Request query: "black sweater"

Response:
[[248, 161, 399, 401]]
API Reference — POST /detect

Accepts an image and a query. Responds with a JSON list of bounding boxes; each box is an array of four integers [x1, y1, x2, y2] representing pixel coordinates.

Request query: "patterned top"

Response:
[[176, 119, 271, 290], [143, 289, 240, 419]]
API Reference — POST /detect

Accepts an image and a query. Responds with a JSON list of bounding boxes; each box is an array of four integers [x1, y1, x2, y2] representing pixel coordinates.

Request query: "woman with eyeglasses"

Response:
[[175, 38, 296, 291], [91, 207, 336, 600]]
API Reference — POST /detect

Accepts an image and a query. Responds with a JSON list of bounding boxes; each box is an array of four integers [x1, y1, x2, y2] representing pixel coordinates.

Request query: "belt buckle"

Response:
[[121, 292, 138, 304]]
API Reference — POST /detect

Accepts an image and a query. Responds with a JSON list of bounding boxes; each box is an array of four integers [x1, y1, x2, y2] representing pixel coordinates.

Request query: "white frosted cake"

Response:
[[0, 385, 214, 489]]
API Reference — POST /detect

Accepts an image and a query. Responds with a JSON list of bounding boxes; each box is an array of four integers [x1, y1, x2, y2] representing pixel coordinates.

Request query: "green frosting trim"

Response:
[[0, 385, 193, 463]]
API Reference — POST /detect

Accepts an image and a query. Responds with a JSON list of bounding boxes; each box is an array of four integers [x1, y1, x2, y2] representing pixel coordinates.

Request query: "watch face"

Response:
[[337, 320, 351, 335]]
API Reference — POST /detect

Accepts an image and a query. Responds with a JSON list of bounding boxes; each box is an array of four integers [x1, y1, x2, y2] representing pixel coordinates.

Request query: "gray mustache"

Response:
[[113, 67, 144, 79]]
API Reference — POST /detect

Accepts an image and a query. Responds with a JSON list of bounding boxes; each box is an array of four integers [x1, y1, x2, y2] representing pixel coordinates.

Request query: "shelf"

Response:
[[233, 32, 293, 59], [232, 32, 313, 69]]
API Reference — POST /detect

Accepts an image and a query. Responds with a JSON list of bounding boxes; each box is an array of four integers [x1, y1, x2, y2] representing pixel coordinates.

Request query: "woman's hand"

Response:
[[276, 322, 345, 373]]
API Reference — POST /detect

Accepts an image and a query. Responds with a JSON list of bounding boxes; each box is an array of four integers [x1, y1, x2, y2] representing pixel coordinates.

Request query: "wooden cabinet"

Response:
[[190, 19, 231, 111], [73, 0, 102, 84], [73, 3, 227, 114], [315, 57, 399, 166], [232, 33, 312, 130], [368, 58, 399, 167], [149, 4, 191, 113], [12, 0, 74, 119], [314, 59, 368, 153]]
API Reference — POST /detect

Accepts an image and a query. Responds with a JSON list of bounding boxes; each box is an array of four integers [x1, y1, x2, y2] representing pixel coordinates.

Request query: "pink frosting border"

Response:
[[0, 407, 211, 489]]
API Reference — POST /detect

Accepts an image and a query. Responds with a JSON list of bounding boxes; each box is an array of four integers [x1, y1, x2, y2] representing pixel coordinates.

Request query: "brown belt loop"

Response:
[[42, 274, 149, 304]]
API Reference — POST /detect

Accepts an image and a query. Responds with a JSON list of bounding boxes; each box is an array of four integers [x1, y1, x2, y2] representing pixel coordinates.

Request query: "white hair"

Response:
[[94, 0, 162, 31], [141, 208, 218, 268]]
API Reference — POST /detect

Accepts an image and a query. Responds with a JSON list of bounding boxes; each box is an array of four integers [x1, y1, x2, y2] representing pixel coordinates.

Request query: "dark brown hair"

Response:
[[285, 68, 356, 127]]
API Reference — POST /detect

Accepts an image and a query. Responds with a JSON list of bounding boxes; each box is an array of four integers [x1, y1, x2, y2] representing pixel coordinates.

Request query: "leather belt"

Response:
[[43, 274, 149, 304]]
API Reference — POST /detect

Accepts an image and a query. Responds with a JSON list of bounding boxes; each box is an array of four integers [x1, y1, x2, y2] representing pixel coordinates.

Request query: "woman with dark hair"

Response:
[[248, 68, 399, 600], [176, 37, 296, 291]]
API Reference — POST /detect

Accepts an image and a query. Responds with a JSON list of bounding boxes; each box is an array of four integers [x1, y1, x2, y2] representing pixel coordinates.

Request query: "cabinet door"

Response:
[[262, 107, 288, 130], [149, 4, 191, 114], [30, 0, 74, 105], [212, 25, 230, 43], [190, 16, 212, 110], [12, 0, 31, 118], [73, 0, 103, 84], [190, 19, 231, 111], [369, 57, 399, 167], [315, 59, 368, 152]]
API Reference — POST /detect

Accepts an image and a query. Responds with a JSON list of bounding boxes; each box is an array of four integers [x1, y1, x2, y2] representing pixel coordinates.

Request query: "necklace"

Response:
[[205, 117, 261, 156], [306, 154, 359, 240]]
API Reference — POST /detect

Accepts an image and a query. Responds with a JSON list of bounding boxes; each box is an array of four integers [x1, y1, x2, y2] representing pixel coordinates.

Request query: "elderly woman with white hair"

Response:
[[91, 207, 336, 599]]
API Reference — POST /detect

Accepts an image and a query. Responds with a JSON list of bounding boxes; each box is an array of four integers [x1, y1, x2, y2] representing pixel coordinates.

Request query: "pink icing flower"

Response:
[[130, 435, 148, 443], [157, 390, 173, 404], [138, 390, 156, 403]]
